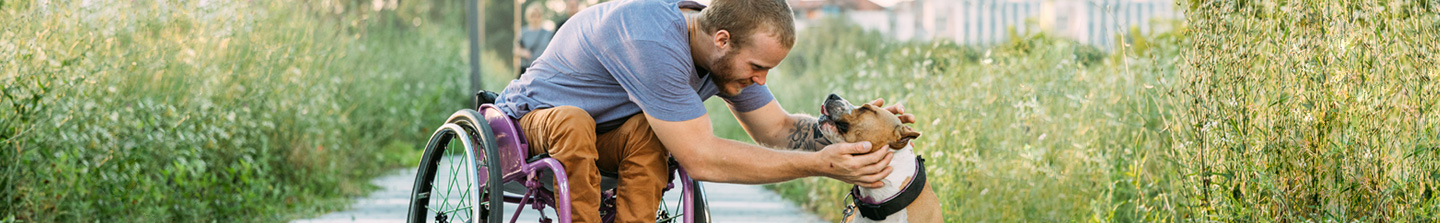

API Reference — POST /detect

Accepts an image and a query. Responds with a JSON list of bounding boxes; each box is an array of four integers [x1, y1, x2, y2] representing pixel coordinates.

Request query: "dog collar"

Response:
[[850, 155, 927, 221]]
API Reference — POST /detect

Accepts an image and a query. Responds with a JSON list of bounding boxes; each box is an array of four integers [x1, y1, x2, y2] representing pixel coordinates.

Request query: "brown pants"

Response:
[[518, 106, 668, 223]]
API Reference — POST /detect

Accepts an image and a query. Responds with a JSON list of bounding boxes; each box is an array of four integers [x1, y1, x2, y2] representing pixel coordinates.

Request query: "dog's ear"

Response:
[[891, 126, 922, 149]]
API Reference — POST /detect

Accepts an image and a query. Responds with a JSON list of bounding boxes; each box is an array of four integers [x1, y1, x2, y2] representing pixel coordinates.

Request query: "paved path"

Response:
[[293, 168, 827, 223]]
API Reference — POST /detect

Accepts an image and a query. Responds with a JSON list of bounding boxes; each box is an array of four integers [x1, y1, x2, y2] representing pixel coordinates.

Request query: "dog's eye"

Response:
[[835, 122, 849, 134]]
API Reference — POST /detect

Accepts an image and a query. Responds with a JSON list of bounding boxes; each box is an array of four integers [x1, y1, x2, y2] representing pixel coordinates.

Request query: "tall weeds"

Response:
[[0, 0, 503, 221], [1168, 0, 1440, 221], [741, 1, 1439, 221]]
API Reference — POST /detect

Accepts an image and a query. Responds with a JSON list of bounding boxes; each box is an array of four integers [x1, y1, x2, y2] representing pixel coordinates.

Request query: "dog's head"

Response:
[[817, 94, 921, 153]]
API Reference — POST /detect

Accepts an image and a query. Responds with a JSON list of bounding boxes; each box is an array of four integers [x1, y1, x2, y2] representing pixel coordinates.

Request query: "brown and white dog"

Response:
[[818, 94, 942, 223]]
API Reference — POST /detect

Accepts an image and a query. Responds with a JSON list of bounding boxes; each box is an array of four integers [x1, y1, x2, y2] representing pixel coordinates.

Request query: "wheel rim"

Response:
[[409, 123, 485, 223], [448, 109, 504, 223], [427, 126, 479, 222]]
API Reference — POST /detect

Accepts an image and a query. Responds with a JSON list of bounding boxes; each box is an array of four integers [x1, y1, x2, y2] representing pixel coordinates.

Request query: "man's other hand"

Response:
[[868, 98, 916, 124]]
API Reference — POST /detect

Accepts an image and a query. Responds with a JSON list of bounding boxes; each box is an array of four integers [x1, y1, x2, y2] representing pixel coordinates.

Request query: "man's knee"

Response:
[[622, 115, 667, 160], [533, 106, 595, 141], [543, 106, 595, 131], [523, 106, 598, 158]]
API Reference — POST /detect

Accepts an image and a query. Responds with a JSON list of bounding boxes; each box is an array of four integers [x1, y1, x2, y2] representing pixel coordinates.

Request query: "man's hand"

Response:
[[868, 98, 916, 124], [814, 141, 894, 188]]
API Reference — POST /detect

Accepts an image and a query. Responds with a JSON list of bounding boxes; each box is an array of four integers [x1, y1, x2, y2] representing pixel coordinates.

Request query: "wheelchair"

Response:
[[406, 91, 711, 223]]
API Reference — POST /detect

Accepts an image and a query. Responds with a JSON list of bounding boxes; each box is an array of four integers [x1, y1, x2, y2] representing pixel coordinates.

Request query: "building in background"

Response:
[[788, 0, 899, 37], [789, 0, 1182, 50]]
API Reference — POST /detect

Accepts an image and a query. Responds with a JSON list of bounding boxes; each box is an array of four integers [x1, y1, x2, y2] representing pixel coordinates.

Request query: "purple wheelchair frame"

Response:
[[476, 104, 706, 223]]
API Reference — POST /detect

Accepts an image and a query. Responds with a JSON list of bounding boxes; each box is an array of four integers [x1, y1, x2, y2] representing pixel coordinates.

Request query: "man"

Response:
[[493, 0, 915, 222]]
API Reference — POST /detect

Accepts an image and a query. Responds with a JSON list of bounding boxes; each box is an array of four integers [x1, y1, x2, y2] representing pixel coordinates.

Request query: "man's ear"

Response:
[[713, 29, 731, 50]]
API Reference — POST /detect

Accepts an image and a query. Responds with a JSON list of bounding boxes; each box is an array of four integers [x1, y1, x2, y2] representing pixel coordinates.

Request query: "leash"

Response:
[[841, 190, 857, 221]]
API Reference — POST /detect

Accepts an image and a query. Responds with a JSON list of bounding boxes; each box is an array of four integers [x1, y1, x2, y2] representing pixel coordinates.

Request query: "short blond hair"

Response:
[[697, 0, 796, 49], [525, 4, 545, 19]]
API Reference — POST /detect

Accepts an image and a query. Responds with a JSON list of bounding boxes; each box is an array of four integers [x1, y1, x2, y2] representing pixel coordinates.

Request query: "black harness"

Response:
[[849, 156, 927, 221]]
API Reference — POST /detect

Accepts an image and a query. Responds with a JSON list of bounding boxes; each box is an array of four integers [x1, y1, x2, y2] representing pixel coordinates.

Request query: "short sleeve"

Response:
[[592, 5, 707, 122]]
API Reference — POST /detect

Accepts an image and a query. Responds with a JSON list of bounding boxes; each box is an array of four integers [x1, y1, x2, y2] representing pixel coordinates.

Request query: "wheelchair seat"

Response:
[[477, 104, 622, 194]]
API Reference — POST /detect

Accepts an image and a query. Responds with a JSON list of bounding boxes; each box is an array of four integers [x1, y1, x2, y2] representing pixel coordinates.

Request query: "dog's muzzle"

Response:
[[819, 94, 854, 137], [821, 93, 853, 118]]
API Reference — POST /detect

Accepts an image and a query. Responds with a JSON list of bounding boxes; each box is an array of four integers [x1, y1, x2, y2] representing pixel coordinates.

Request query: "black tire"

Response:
[[407, 109, 503, 223]]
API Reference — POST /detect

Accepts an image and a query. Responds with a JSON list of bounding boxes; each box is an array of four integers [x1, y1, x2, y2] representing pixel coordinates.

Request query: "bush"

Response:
[[0, 0, 505, 221]]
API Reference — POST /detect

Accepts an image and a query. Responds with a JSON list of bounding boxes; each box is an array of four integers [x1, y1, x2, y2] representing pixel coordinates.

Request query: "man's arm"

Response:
[[734, 99, 916, 151], [780, 116, 830, 151], [733, 101, 830, 151], [646, 113, 892, 187]]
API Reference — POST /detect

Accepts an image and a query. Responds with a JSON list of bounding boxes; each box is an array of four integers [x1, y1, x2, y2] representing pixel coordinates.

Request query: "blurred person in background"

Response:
[[516, 3, 555, 76]]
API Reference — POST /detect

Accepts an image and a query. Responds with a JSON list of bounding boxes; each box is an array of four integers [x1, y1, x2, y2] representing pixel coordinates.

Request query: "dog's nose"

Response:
[[827, 94, 841, 101]]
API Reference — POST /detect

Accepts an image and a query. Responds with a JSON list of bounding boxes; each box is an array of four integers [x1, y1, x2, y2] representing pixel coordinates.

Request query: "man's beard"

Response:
[[709, 51, 748, 96]]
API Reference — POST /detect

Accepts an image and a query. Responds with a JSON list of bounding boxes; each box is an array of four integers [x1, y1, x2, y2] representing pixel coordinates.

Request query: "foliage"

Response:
[[0, 0, 508, 221], [727, 15, 1186, 221], [712, 1, 1440, 221], [1166, 0, 1440, 221]]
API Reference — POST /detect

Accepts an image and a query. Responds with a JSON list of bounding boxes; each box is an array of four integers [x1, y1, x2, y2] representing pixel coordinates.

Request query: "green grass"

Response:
[[0, 0, 511, 221], [708, 1, 1440, 221]]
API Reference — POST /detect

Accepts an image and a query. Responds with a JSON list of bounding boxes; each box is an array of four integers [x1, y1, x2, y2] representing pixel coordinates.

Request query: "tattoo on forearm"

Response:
[[784, 118, 832, 151]]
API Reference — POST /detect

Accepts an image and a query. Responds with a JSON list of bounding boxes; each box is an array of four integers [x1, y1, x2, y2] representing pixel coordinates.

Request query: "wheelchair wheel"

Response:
[[657, 179, 710, 223], [407, 110, 504, 223]]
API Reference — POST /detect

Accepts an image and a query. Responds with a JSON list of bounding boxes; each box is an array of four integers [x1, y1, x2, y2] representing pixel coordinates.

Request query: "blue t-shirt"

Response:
[[495, 0, 774, 126]]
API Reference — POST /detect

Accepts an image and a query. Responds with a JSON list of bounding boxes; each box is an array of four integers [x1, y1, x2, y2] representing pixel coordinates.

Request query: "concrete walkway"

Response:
[[293, 168, 827, 223]]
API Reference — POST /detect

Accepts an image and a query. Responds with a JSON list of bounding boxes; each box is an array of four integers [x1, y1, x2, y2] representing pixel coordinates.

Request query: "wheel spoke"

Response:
[[434, 137, 467, 215], [436, 142, 458, 213], [659, 214, 681, 223], [438, 205, 473, 217], [658, 197, 669, 216], [437, 184, 478, 220], [451, 179, 474, 214], [414, 122, 495, 223], [451, 139, 473, 213], [454, 148, 471, 204]]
